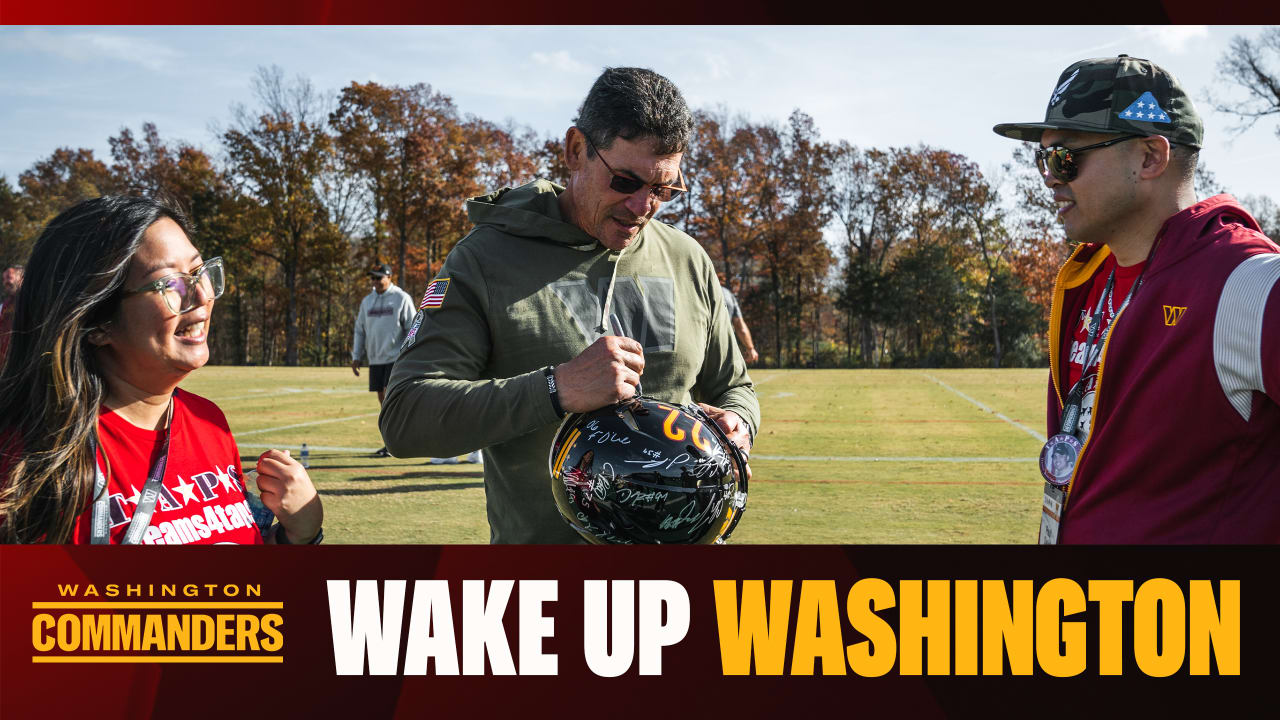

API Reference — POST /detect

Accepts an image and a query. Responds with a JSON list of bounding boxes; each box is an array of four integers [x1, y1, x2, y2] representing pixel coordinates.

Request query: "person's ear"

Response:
[[1137, 135, 1171, 181], [86, 323, 112, 347], [564, 127, 586, 173]]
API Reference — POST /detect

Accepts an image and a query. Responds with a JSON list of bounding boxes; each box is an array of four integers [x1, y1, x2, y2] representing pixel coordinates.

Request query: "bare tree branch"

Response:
[[1207, 27, 1280, 138]]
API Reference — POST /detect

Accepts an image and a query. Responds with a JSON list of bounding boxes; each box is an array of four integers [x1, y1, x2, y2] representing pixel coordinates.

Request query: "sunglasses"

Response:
[[580, 132, 687, 202], [1034, 135, 1144, 183], [126, 256, 225, 315]]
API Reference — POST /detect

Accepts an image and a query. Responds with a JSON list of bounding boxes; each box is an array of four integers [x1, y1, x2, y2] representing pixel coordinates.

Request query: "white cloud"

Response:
[[703, 53, 733, 82], [1129, 25, 1210, 54], [530, 50, 592, 74], [0, 29, 179, 72]]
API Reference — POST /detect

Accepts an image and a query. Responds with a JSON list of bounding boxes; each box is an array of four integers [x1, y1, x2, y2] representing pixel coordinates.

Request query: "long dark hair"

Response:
[[0, 195, 193, 543]]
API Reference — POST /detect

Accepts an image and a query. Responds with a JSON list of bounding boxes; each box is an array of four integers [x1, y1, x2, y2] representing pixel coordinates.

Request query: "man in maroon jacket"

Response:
[[994, 55, 1280, 543]]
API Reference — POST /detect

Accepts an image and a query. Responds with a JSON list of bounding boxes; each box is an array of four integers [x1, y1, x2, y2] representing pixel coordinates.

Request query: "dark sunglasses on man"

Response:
[[1033, 135, 1148, 183], [579, 130, 687, 202], [125, 256, 225, 315]]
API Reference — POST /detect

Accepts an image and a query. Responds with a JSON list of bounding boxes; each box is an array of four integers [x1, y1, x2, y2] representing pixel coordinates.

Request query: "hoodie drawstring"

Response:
[[596, 244, 627, 335]]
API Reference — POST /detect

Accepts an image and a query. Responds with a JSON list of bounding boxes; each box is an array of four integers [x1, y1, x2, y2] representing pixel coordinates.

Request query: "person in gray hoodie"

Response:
[[352, 263, 415, 458], [380, 67, 760, 543]]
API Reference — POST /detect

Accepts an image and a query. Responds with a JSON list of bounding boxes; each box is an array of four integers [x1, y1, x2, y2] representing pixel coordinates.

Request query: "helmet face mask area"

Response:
[[548, 397, 749, 544]]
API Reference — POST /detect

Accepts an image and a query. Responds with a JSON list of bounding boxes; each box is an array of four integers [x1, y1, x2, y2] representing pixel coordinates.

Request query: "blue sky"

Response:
[[2, 25, 1277, 202]]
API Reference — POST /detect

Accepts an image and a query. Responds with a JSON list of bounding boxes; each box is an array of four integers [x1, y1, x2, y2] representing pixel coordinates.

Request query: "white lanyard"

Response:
[[90, 393, 174, 545]]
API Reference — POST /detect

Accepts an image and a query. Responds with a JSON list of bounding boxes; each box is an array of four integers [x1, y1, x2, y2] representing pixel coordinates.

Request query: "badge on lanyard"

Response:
[[1038, 431, 1082, 545], [1033, 254, 1153, 546], [1040, 483, 1066, 545], [1039, 432, 1082, 486]]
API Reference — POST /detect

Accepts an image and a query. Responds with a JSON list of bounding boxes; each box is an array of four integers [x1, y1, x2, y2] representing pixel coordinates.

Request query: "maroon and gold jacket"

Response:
[[1048, 195, 1280, 543]]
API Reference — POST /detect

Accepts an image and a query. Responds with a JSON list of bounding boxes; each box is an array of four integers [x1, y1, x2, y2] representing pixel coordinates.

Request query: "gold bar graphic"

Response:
[[32, 602, 283, 609], [33, 656, 284, 663]]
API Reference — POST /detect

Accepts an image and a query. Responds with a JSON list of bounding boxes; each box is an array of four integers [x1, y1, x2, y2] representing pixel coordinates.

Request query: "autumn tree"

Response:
[[876, 146, 980, 365], [829, 144, 907, 366], [407, 105, 474, 289], [17, 148, 119, 234], [677, 108, 756, 286], [331, 82, 540, 298], [331, 81, 443, 282], [0, 148, 122, 272], [884, 243, 967, 366], [1003, 144, 1068, 335], [4, 68, 1085, 370], [107, 122, 236, 239], [529, 135, 569, 187], [222, 66, 342, 366], [752, 111, 834, 366], [679, 110, 835, 367], [468, 118, 539, 191], [0, 177, 32, 267], [946, 156, 1019, 366], [109, 122, 186, 197]]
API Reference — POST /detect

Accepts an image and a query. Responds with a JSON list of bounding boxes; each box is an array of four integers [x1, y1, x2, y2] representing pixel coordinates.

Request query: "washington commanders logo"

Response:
[[1163, 305, 1188, 326]]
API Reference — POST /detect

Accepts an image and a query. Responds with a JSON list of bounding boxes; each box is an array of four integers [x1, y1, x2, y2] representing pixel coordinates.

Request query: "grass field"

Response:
[[177, 367, 1050, 544]]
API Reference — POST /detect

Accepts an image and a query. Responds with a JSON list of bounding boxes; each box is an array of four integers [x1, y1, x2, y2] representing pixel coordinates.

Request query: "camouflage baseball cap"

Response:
[[993, 55, 1203, 148]]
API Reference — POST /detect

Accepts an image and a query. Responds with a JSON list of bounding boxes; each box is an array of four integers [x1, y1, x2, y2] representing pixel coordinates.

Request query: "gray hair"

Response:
[[574, 67, 693, 155]]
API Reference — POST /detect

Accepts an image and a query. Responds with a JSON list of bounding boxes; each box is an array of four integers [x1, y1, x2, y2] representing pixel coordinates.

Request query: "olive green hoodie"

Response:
[[380, 179, 760, 543]]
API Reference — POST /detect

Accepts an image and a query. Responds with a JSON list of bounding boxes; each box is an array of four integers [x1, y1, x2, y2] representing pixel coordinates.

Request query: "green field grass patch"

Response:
[[196, 365, 1052, 544]]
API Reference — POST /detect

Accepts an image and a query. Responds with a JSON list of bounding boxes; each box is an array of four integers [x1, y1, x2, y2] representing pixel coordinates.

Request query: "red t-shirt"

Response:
[[1062, 255, 1146, 442], [70, 389, 263, 545]]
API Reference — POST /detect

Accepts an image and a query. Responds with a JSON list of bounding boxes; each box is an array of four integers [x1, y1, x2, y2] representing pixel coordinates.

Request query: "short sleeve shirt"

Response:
[[720, 286, 742, 320]]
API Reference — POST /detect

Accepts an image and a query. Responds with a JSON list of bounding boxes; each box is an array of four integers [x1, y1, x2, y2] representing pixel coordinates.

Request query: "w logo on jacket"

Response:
[[1163, 305, 1188, 326]]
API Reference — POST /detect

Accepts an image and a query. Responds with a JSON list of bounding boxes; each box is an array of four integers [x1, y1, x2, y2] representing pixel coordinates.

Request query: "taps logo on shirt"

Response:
[[105, 464, 257, 544], [1163, 305, 1188, 326]]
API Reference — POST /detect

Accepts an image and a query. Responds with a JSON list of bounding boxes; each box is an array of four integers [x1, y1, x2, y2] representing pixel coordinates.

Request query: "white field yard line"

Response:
[[752, 455, 1036, 463], [238, 442, 475, 459], [235, 442, 1036, 463], [238, 443, 384, 453], [234, 412, 380, 437], [215, 388, 367, 402], [921, 373, 1047, 444]]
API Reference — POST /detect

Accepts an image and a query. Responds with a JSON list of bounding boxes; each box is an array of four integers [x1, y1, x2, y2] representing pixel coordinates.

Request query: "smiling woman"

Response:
[[0, 196, 323, 545]]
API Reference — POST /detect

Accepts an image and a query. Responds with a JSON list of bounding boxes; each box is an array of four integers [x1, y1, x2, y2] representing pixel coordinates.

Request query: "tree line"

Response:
[[2, 57, 1278, 369]]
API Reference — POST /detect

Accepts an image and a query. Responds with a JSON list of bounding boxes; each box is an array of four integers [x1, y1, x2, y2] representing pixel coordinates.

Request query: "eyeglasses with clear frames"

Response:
[[126, 256, 225, 315]]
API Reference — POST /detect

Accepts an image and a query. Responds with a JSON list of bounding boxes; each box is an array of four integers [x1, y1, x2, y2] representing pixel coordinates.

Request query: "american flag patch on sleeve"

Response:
[[420, 278, 450, 309]]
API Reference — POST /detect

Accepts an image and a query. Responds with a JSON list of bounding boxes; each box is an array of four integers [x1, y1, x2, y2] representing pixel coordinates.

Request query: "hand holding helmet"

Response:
[[553, 335, 646, 412], [695, 402, 753, 481]]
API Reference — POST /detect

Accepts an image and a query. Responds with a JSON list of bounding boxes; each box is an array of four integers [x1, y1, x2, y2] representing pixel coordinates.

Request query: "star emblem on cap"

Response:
[[1119, 92, 1172, 125]]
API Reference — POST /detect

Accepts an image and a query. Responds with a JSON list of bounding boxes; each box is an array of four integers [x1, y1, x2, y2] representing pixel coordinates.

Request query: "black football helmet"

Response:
[[548, 396, 749, 544]]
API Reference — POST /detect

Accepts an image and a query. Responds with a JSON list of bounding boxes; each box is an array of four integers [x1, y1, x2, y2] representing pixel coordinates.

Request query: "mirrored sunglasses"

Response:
[[126, 256, 225, 315], [1034, 135, 1144, 183]]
